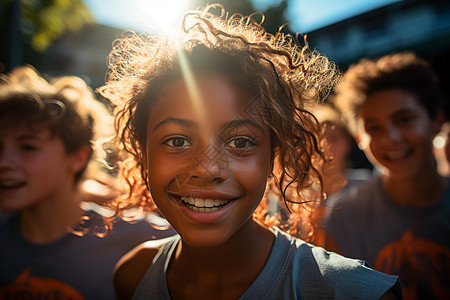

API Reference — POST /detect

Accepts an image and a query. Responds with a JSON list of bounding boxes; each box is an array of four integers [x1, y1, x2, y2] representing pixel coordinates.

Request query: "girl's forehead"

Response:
[[157, 75, 258, 113], [161, 73, 242, 95], [148, 75, 266, 132]]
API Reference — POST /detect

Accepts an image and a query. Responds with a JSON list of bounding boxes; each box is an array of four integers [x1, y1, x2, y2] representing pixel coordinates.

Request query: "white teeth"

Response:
[[196, 198, 205, 207], [180, 197, 229, 212], [190, 206, 220, 213]]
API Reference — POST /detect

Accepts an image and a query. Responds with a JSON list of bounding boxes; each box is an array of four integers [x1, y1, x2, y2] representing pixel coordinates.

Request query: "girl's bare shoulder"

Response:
[[114, 236, 176, 300]]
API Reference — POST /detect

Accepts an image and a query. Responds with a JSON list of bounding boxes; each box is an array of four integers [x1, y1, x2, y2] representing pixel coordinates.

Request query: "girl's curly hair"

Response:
[[98, 4, 339, 241]]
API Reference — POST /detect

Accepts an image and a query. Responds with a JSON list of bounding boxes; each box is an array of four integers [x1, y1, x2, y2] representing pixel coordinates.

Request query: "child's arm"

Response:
[[114, 238, 172, 300]]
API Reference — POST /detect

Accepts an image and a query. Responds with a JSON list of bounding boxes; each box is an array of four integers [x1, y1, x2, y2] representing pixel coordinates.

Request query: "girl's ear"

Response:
[[71, 146, 92, 173]]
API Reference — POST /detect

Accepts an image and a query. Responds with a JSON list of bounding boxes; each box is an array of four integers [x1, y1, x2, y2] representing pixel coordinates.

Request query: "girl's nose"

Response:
[[189, 142, 228, 182]]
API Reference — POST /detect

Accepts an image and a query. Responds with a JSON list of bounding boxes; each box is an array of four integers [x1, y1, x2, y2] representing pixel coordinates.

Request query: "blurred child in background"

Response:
[[0, 66, 175, 300], [323, 52, 449, 299], [314, 101, 372, 197], [311, 101, 373, 246]]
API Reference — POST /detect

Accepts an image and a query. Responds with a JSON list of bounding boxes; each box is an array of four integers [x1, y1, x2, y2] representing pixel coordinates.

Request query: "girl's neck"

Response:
[[19, 189, 84, 244], [167, 220, 275, 300], [382, 167, 448, 208]]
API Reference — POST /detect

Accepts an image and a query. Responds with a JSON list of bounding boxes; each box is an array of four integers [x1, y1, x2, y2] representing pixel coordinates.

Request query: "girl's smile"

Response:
[[144, 73, 272, 247], [180, 197, 231, 213], [166, 177, 243, 224], [174, 194, 238, 223]]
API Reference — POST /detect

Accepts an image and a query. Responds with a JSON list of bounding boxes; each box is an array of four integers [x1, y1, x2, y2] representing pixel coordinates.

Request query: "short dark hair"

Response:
[[0, 66, 113, 182], [334, 52, 442, 134]]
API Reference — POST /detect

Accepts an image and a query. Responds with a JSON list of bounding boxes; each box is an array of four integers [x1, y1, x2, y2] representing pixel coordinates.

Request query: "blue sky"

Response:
[[286, 0, 400, 32], [83, 0, 401, 33]]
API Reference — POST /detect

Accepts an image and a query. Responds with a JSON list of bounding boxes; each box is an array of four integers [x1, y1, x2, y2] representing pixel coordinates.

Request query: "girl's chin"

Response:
[[178, 228, 236, 249]]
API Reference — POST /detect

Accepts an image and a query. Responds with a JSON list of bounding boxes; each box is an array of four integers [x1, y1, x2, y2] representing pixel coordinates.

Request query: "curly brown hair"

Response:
[[333, 52, 442, 135], [98, 4, 339, 240]]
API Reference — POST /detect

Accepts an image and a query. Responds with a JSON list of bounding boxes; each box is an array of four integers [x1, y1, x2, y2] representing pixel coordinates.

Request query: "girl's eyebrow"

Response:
[[152, 118, 197, 132], [152, 118, 264, 134], [222, 119, 264, 134]]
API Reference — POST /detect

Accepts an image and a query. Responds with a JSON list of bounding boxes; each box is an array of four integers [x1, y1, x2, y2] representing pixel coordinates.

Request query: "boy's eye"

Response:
[[20, 144, 39, 151], [225, 137, 255, 149], [397, 115, 416, 125], [364, 125, 379, 134], [164, 136, 191, 148]]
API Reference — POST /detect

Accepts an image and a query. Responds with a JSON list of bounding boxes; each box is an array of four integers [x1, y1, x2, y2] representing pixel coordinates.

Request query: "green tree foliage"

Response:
[[1, 0, 93, 52]]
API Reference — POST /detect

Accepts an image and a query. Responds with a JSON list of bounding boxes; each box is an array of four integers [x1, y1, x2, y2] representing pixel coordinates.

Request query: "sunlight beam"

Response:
[[131, 0, 191, 34]]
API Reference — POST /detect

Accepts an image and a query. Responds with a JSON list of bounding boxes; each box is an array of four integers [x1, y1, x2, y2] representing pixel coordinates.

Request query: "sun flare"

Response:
[[131, 0, 191, 34]]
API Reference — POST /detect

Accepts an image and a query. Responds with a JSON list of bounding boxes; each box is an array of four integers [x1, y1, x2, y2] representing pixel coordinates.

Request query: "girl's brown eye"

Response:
[[172, 137, 185, 147], [234, 138, 248, 148], [164, 136, 191, 148], [226, 137, 255, 149]]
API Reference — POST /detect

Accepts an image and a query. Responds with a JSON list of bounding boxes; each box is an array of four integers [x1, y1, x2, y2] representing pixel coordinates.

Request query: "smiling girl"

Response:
[[99, 5, 402, 300]]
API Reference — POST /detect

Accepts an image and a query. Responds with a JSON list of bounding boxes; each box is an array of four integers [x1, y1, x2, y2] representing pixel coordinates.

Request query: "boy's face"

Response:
[[356, 89, 439, 180], [0, 123, 81, 213], [144, 74, 272, 248]]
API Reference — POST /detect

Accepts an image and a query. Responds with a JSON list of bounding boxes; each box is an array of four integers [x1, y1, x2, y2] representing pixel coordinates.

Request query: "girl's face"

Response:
[[144, 74, 272, 247], [356, 89, 439, 181], [0, 123, 83, 213]]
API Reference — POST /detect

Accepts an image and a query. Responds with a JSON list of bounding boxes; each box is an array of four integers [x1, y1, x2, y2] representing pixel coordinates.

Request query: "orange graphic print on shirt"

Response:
[[0, 268, 84, 300], [374, 229, 450, 300]]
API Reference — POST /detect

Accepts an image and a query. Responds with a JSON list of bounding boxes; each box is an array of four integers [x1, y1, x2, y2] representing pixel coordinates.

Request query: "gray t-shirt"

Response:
[[132, 227, 400, 299], [0, 210, 176, 300], [323, 175, 450, 299]]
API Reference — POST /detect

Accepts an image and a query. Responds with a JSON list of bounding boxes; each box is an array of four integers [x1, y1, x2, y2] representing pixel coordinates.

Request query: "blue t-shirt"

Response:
[[0, 209, 176, 300], [132, 227, 401, 299]]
